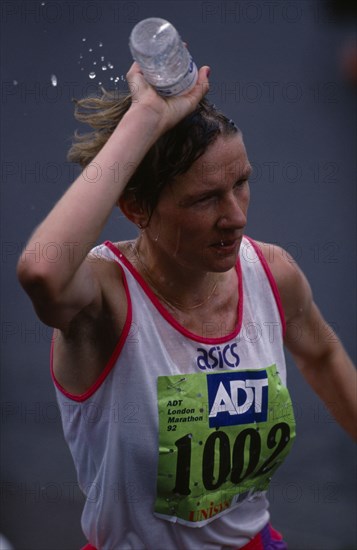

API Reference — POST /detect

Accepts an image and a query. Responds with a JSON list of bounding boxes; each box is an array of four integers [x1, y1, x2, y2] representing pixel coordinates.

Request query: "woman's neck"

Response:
[[127, 237, 228, 312]]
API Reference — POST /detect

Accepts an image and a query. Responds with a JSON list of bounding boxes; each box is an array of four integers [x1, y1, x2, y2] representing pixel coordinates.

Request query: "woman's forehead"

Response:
[[183, 134, 251, 184], [160, 135, 251, 203]]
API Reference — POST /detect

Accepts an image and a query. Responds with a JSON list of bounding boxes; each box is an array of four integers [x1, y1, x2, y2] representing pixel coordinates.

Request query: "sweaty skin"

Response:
[[17, 62, 356, 440]]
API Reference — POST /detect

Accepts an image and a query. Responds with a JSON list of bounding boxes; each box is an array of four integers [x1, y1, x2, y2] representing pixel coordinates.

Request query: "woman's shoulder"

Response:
[[251, 239, 312, 324]]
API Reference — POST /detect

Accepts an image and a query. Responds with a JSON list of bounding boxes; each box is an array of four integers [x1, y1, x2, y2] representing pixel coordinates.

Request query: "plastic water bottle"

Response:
[[129, 18, 198, 96]]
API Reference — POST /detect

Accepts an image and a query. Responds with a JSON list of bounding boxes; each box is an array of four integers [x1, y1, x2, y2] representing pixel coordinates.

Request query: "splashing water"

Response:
[[77, 39, 126, 89], [51, 74, 57, 86]]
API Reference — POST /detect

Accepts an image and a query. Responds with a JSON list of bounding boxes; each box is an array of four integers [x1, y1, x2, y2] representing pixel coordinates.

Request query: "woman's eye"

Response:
[[235, 179, 247, 188], [234, 180, 249, 192], [195, 195, 215, 204]]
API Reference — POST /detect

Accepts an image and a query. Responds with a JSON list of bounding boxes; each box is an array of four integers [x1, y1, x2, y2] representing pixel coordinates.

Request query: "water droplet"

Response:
[[13, 80, 18, 86], [50, 74, 57, 86], [82, 37, 86, 42], [101, 56, 104, 62], [88, 48, 93, 52], [98, 82, 102, 85], [81, 67, 84, 71], [41, 2, 45, 5], [89, 72, 96, 79], [99, 42, 103, 47], [79, 54, 83, 59], [110, 77, 114, 81], [107, 62, 114, 69], [101, 66, 107, 71]]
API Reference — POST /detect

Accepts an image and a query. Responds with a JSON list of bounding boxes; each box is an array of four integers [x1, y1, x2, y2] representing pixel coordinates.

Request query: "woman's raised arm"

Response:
[[17, 62, 210, 329]]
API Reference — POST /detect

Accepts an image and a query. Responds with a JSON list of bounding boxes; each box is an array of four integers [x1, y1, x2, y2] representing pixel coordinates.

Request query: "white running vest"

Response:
[[52, 236, 296, 550]]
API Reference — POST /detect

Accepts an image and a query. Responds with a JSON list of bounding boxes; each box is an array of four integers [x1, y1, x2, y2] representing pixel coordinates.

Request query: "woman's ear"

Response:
[[118, 194, 148, 229]]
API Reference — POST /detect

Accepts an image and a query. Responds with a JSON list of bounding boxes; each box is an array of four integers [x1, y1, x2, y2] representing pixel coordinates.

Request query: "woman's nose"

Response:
[[216, 193, 248, 229]]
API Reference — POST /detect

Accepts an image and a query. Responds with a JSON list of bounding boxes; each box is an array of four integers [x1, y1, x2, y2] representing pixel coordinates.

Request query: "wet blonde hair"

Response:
[[68, 89, 239, 214], [67, 89, 131, 168]]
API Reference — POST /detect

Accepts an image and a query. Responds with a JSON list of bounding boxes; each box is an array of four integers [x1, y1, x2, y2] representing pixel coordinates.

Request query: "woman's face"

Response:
[[144, 133, 252, 275]]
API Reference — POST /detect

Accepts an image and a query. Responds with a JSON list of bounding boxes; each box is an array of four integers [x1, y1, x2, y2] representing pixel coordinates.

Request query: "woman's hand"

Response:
[[125, 61, 210, 135]]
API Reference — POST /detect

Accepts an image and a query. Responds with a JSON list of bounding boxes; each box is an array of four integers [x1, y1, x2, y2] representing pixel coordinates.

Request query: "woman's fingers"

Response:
[[126, 62, 153, 101], [125, 62, 210, 133], [126, 61, 143, 78], [188, 65, 210, 101]]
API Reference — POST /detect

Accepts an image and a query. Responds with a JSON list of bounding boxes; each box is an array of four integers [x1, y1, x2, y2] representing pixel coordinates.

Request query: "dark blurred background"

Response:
[[1, 1, 356, 549]]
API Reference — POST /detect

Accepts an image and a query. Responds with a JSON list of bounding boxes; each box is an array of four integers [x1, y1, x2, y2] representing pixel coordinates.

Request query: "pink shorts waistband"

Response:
[[238, 523, 287, 550]]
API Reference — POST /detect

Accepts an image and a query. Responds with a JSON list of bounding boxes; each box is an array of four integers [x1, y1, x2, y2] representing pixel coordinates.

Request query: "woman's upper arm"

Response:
[[258, 242, 336, 364], [18, 251, 120, 331]]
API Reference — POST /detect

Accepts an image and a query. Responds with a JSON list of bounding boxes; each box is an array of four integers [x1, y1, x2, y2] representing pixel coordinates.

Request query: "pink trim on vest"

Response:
[[105, 240, 243, 345], [51, 237, 284, 401], [50, 261, 132, 402], [244, 237, 286, 337]]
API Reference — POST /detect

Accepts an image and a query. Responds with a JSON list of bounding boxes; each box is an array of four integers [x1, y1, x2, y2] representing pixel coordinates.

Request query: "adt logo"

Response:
[[196, 343, 240, 370], [207, 370, 268, 428]]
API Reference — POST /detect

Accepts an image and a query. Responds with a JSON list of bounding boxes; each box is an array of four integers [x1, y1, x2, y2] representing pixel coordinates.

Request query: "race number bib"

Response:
[[155, 365, 295, 526]]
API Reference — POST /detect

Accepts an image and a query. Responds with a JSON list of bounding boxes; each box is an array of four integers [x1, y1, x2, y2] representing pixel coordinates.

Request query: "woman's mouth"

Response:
[[211, 238, 240, 254]]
